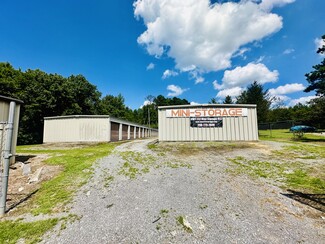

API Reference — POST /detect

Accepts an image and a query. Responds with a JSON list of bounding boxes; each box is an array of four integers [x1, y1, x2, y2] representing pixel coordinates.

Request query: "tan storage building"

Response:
[[43, 115, 157, 143], [158, 104, 258, 141]]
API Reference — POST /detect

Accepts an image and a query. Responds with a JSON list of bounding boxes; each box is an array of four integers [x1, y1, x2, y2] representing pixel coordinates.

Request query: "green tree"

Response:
[[0, 63, 103, 144], [308, 97, 325, 128], [154, 95, 168, 106], [289, 103, 312, 124], [99, 94, 127, 118], [153, 95, 189, 106], [223, 95, 233, 104], [132, 95, 190, 128], [0, 63, 25, 98], [236, 81, 273, 123], [304, 34, 325, 96], [268, 107, 292, 122], [208, 98, 218, 104], [65, 75, 102, 115]]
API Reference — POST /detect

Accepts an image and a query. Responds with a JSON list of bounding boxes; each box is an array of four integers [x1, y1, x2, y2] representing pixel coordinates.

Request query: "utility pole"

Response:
[[145, 95, 155, 137], [148, 106, 150, 129]]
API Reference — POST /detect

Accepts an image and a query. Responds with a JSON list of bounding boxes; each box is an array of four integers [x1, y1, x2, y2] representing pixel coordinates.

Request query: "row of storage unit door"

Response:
[[110, 122, 153, 142]]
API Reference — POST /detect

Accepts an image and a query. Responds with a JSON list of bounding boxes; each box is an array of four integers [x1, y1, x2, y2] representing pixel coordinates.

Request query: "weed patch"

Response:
[[160, 209, 169, 217], [176, 216, 193, 233], [118, 151, 156, 179], [164, 161, 192, 169], [228, 157, 325, 194], [274, 144, 325, 159], [151, 142, 255, 157]]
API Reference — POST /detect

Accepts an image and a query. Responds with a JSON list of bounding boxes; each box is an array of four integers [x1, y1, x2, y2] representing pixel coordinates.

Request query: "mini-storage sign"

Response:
[[166, 108, 247, 118]]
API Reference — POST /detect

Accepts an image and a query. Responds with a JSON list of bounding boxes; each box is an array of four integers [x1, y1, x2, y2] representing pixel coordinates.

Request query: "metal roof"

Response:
[[0, 95, 23, 104], [158, 103, 256, 109]]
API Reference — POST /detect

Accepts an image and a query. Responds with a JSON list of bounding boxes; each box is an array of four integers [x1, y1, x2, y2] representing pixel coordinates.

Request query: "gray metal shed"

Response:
[[43, 115, 157, 143], [0, 95, 23, 163], [0, 95, 23, 216], [158, 104, 258, 141]]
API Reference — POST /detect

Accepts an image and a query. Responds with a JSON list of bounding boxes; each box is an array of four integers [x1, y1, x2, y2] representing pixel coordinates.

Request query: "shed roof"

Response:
[[0, 95, 23, 104]]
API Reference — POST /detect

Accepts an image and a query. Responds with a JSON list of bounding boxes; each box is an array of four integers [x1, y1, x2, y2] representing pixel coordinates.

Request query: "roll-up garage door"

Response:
[[122, 124, 128, 140], [130, 126, 135, 139], [110, 122, 119, 141]]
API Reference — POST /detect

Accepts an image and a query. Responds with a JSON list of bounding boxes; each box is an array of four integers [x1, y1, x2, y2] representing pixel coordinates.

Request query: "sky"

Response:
[[0, 0, 324, 109]]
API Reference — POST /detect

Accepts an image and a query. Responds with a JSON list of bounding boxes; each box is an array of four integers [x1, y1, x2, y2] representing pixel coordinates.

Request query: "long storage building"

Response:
[[158, 104, 258, 141], [43, 115, 157, 143]]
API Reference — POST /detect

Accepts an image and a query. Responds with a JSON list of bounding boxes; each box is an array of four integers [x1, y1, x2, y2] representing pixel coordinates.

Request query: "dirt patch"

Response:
[[27, 142, 101, 150], [6, 154, 62, 212]]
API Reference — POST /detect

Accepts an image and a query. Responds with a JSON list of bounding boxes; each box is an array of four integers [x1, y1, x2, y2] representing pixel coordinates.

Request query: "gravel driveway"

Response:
[[42, 139, 324, 243]]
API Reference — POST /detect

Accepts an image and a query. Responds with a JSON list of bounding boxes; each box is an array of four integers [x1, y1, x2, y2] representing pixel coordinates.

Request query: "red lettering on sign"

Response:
[[215, 109, 221, 116], [182, 109, 190, 117], [171, 110, 179, 117], [228, 108, 236, 116], [222, 109, 228, 116], [236, 108, 242, 116]]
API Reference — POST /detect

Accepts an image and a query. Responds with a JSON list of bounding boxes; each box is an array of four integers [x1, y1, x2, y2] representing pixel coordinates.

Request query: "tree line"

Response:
[[1, 35, 324, 144], [0, 62, 190, 144]]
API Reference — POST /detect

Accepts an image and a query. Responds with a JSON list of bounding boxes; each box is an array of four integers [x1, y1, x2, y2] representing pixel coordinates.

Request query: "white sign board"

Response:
[[166, 108, 248, 117]]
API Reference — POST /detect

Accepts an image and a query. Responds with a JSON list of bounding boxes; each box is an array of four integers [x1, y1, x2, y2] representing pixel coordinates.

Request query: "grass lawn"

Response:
[[0, 142, 118, 243], [259, 129, 325, 142]]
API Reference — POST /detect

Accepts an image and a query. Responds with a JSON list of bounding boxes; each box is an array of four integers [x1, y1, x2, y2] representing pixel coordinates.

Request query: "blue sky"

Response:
[[0, 0, 324, 109]]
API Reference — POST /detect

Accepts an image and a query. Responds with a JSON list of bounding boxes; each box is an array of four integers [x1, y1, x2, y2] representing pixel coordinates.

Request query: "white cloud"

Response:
[[140, 100, 152, 108], [259, 0, 296, 11], [288, 96, 317, 107], [315, 37, 325, 56], [271, 94, 290, 107], [274, 95, 290, 101], [190, 71, 205, 84], [212, 80, 222, 90], [146, 63, 155, 70], [134, 0, 285, 74], [195, 77, 204, 84], [233, 47, 251, 59], [216, 86, 243, 98], [220, 62, 279, 89], [256, 56, 265, 63], [190, 101, 200, 105], [162, 69, 179, 79], [269, 83, 305, 95], [283, 48, 295, 55], [167, 84, 188, 97]]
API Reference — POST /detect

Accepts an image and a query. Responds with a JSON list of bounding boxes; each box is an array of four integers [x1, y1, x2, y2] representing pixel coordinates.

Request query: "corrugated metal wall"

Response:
[[0, 98, 21, 163], [158, 105, 258, 141], [44, 117, 110, 143], [43, 116, 157, 143]]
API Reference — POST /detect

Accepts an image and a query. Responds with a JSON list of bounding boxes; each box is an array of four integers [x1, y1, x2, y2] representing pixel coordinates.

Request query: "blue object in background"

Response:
[[290, 125, 317, 132]]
